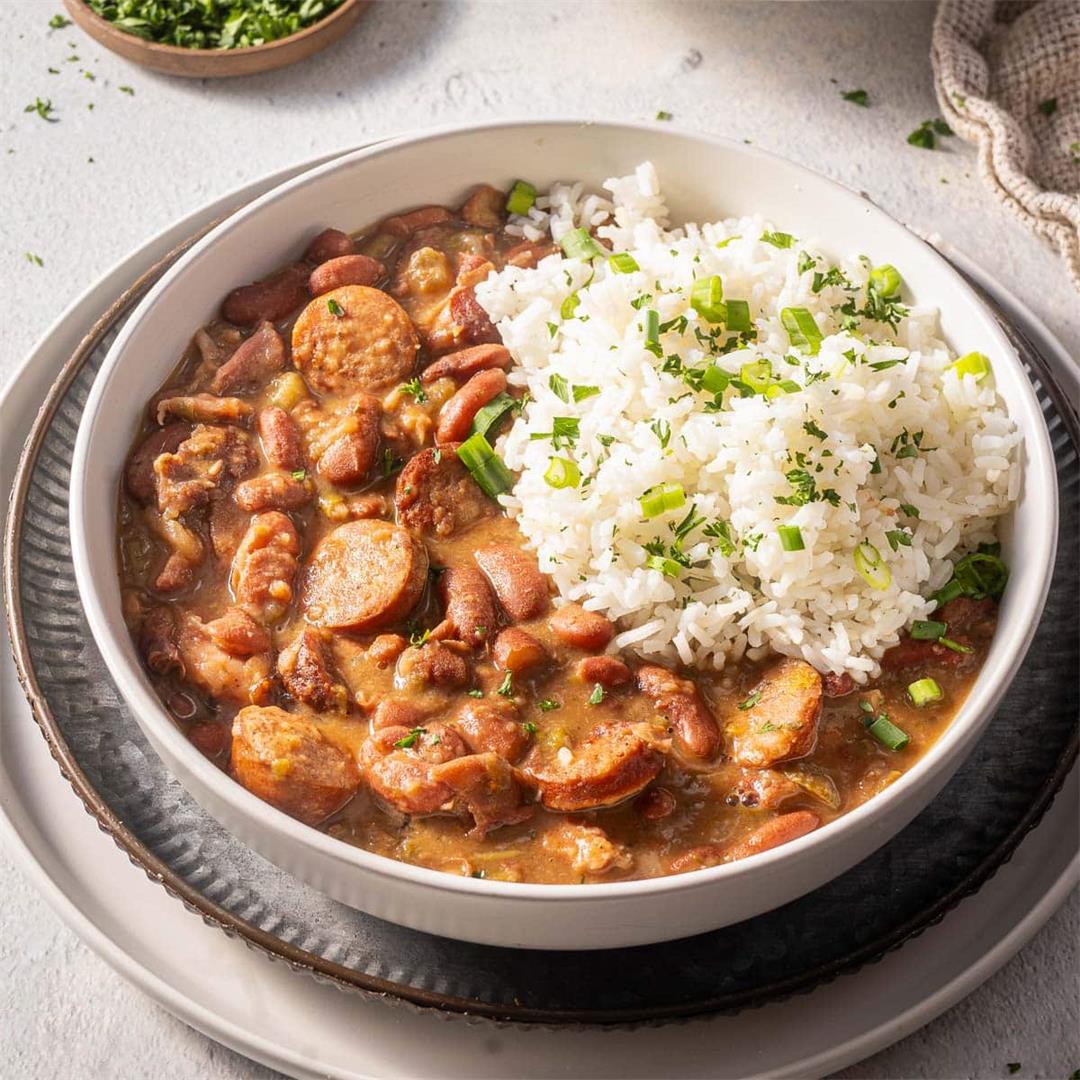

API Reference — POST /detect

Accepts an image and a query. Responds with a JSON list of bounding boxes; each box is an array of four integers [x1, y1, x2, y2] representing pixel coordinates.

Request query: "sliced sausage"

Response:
[[541, 821, 632, 876], [724, 766, 802, 810], [430, 752, 534, 838], [451, 697, 528, 762], [302, 519, 428, 632], [460, 185, 506, 229], [222, 265, 308, 327], [397, 640, 470, 689], [578, 655, 631, 688], [210, 322, 286, 395], [637, 664, 721, 763], [361, 722, 466, 814], [304, 227, 355, 263], [549, 603, 615, 651], [474, 543, 549, 622], [526, 723, 664, 812], [234, 471, 313, 512], [395, 446, 493, 537], [231, 705, 360, 825], [493, 628, 547, 675], [723, 657, 823, 767], [230, 511, 301, 624], [278, 627, 348, 713], [125, 422, 191, 503], [315, 395, 381, 487], [381, 206, 453, 237], [291, 285, 419, 395], [438, 565, 497, 649], [420, 344, 512, 386], [309, 254, 385, 296], [435, 367, 507, 445], [257, 407, 305, 472]]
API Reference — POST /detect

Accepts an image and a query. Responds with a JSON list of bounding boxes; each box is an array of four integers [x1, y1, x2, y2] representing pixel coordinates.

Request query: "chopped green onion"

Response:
[[780, 306, 823, 355], [326, 298, 345, 317], [854, 540, 892, 591], [639, 482, 686, 518], [608, 252, 639, 274], [456, 432, 513, 498], [932, 551, 1008, 605], [948, 351, 992, 381], [724, 299, 752, 332], [911, 619, 947, 640], [690, 275, 725, 322], [868, 264, 902, 296], [907, 677, 943, 707], [740, 359, 773, 394], [560, 293, 580, 319], [644, 309, 662, 356], [778, 524, 805, 551], [865, 714, 910, 751], [765, 379, 801, 399], [645, 554, 683, 577], [702, 364, 732, 394], [544, 456, 580, 489], [559, 227, 605, 261], [588, 683, 606, 704], [937, 635, 973, 655], [470, 392, 518, 440], [506, 179, 537, 216]]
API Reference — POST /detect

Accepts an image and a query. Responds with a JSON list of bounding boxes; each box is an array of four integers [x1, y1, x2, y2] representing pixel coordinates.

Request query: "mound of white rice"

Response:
[[475, 163, 1020, 679]]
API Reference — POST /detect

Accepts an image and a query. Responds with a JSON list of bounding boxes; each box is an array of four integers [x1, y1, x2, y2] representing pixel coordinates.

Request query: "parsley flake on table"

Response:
[[907, 118, 953, 150], [841, 88, 869, 107], [655, 110, 673, 121], [48, 13, 72, 29], [24, 97, 58, 122], [24, 252, 44, 267], [119, 85, 135, 95]]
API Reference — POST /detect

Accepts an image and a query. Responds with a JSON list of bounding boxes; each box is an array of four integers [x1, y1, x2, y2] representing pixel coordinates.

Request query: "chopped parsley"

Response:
[[760, 230, 795, 249], [529, 416, 579, 450], [738, 690, 762, 710], [466, 688, 483, 698], [522, 721, 539, 735], [393, 727, 426, 750], [907, 117, 953, 150], [774, 468, 840, 507], [572, 384, 600, 403], [885, 529, 912, 551], [588, 683, 606, 705], [119, 85, 135, 96], [48, 13, 72, 29], [898, 503, 920, 518], [650, 417, 672, 449], [24, 252, 44, 267], [537, 698, 561, 712], [24, 97, 57, 122], [496, 671, 514, 697], [408, 627, 431, 647], [400, 377, 427, 403], [703, 518, 737, 557], [841, 88, 869, 107], [803, 419, 828, 440], [326, 297, 346, 317], [289, 469, 306, 481], [655, 109, 673, 121]]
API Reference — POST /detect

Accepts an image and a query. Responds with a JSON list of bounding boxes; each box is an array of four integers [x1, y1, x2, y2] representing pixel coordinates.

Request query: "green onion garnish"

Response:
[[690, 275, 725, 322], [470, 392, 518, 440], [326, 298, 345, 317], [778, 525, 805, 551], [608, 252, 640, 274], [865, 714, 910, 751], [456, 432, 513, 498], [911, 619, 947, 640], [645, 554, 683, 577], [644, 309, 662, 356], [854, 540, 891, 591], [560, 227, 605, 261], [544, 456, 580, 489], [506, 180, 537, 216], [702, 364, 732, 394], [780, 306, 823, 355], [907, 677, 943, 707], [868, 264, 902, 296], [948, 351, 992, 381], [765, 379, 801, 399], [640, 482, 686, 518], [724, 299, 752, 332], [739, 359, 773, 394], [937, 636, 973, 655], [560, 293, 580, 319], [932, 551, 1008, 605]]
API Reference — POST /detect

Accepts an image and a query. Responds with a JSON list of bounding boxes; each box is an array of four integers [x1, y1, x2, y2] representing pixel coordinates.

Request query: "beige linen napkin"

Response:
[[932, 0, 1080, 293]]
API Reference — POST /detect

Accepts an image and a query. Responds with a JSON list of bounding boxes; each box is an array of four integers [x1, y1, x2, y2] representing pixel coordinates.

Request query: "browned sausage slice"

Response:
[[210, 322, 286, 395], [541, 821, 632, 875], [304, 227, 355, 263], [429, 752, 534, 838], [435, 368, 507, 445], [549, 603, 615, 651], [230, 511, 301, 623], [361, 722, 466, 814], [292, 285, 419, 395], [396, 446, 493, 537], [302, 519, 428, 632], [474, 543, 549, 622], [257, 407, 305, 472], [309, 254, 385, 296], [278, 627, 349, 713], [125, 422, 191, 503], [222, 266, 308, 327], [723, 657, 822, 767], [526, 723, 663, 812], [234, 471, 313, 512], [230, 705, 360, 825], [438, 565, 497, 649], [421, 344, 512, 385], [637, 664, 721, 763]]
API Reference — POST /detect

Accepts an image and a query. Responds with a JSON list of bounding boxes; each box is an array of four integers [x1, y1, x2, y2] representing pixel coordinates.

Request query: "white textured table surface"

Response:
[[1, 2, 1077, 1078]]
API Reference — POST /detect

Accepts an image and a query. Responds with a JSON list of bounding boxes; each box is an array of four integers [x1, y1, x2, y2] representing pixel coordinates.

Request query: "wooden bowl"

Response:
[[63, 0, 367, 78]]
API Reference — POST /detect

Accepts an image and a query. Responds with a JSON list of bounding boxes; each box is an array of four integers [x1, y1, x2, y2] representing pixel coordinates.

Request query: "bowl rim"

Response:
[[70, 118, 1060, 903], [66, 0, 364, 59]]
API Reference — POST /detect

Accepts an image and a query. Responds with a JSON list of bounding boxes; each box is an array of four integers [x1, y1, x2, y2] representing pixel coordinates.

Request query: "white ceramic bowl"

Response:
[[71, 121, 1058, 950]]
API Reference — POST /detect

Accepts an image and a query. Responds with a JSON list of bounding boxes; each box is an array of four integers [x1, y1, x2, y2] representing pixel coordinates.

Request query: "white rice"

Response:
[[475, 163, 1020, 679]]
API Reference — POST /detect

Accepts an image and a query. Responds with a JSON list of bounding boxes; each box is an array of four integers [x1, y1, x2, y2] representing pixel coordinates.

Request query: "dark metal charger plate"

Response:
[[5, 233, 1078, 1026]]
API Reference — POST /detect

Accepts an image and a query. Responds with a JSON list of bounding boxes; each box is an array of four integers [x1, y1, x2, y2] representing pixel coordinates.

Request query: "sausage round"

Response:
[[291, 285, 419, 394], [230, 705, 360, 825], [302, 519, 428, 632], [395, 446, 493, 537]]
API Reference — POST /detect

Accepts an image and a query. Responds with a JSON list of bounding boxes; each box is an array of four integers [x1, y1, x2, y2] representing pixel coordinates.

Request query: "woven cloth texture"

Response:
[[933, 0, 1080, 293]]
